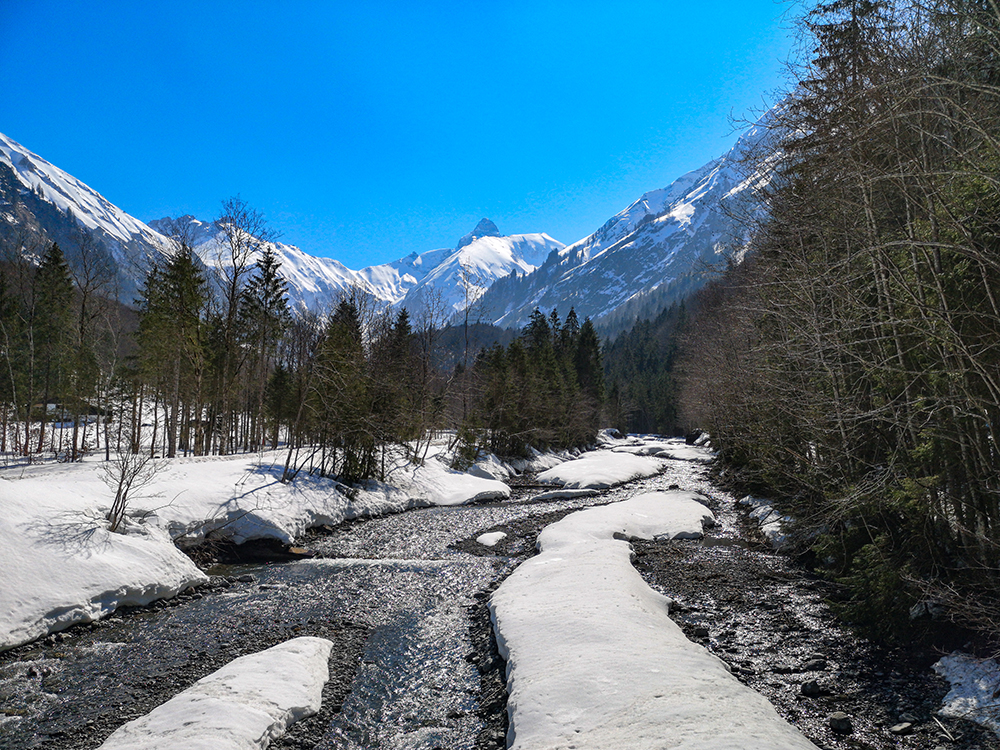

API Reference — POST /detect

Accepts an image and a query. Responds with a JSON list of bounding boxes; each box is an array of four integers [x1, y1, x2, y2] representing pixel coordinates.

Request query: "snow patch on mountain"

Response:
[[149, 214, 563, 315], [475, 112, 776, 332], [0, 132, 172, 271], [404, 232, 564, 315]]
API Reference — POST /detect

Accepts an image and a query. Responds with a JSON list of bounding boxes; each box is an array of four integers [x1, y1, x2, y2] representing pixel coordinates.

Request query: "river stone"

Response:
[[801, 679, 824, 696], [802, 657, 827, 671], [237, 574, 256, 583], [693, 626, 710, 638], [890, 722, 914, 735], [829, 712, 853, 734]]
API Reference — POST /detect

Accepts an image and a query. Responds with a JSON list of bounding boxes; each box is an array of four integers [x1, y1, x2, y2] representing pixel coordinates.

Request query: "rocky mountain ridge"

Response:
[[0, 131, 562, 315], [0, 114, 771, 329]]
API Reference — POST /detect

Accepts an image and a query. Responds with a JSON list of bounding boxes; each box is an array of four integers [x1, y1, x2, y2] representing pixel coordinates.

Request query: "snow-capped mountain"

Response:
[[0, 116, 771, 333], [475, 115, 773, 332], [0, 132, 173, 299], [149, 214, 563, 315], [0, 130, 562, 315], [398, 227, 562, 316]]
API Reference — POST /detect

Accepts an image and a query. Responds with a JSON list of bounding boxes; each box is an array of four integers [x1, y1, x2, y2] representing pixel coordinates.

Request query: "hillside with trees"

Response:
[[679, 0, 1000, 640], [0, 196, 608, 487]]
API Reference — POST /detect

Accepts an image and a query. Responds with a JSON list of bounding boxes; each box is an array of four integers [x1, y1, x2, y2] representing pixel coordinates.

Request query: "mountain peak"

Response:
[[456, 218, 501, 250]]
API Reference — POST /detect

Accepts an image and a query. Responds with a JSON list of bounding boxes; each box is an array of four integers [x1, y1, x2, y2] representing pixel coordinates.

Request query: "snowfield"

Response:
[[490, 490, 820, 750], [934, 653, 1000, 737], [97, 636, 332, 750], [0, 449, 508, 652], [535, 449, 666, 489]]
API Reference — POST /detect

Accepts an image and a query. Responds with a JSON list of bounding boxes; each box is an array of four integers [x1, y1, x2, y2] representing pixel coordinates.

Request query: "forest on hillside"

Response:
[[0, 197, 605, 484], [672, 0, 1000, 640]]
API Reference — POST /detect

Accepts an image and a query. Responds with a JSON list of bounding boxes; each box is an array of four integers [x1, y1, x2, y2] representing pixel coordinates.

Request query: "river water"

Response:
[[1, 452, 993, 749], [0, 457, 700, 750]]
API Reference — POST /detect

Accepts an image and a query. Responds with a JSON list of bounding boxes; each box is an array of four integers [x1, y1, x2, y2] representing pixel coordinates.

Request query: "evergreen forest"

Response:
[[0, 199, 607, 487]]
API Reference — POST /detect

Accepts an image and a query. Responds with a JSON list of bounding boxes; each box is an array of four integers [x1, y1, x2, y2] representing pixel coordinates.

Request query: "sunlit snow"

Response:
[[490, 490, 819, 749], [97, 637, 332, 750]]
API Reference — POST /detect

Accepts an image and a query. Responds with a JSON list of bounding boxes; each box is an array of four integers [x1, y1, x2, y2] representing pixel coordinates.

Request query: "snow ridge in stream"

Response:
[[490, 489, 820, 750], [97, 636, 333, 750]]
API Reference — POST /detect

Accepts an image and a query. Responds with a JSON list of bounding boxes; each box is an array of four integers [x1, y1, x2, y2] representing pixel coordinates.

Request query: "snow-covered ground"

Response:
[[490, 489, 819, 749], [535, 449, 666, 489], [97, 636, 332, 750], [934, 654, 1000, 737], [0, 448, 508, 651], [737, 494, 792, 548]]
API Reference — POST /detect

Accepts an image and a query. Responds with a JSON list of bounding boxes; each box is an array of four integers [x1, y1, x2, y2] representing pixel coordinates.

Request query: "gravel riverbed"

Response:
[[1, 455, 996, 749]]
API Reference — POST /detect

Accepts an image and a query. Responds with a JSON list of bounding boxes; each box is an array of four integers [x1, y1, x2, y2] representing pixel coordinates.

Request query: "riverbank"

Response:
[[4, 435, 995, 749], [630, 468, 999, 748], [0, 445, 511, 652]]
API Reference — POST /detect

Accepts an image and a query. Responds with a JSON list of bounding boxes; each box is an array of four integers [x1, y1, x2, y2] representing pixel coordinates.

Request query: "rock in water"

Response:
[[829, 712, 853, 734]]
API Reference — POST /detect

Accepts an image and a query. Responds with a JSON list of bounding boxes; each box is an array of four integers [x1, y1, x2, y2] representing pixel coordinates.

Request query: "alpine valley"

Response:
[[0, 121, 767, 331]]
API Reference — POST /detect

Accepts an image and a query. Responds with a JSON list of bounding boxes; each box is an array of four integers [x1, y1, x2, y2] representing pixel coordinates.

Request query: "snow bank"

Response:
[[535, 449, 665, 489], [0, 451, 508, 651], [655, 443, 714, 462], [0, 470, 207, 651], [611, 441, 677, 456], [137, 451, 508, 545], [508, 446, 572, 474], [476, 531, 507, 547], [98, 636, 332, 749], [468, 452, 515, 481], [933, 653, 1000, 737], [737, 495, 792, 548], [490, 491, 819, 750]]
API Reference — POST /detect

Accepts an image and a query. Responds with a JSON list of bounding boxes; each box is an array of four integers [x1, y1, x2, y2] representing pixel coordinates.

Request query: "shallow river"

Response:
[[1, 453, 993, 749], [0, 457, 704, 750]]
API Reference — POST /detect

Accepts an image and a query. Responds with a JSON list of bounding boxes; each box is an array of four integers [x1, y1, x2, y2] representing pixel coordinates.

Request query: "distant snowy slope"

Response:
[[0, 130, 565, 317], [0, 133, 170, 256], [0, 132, 173, 298], [1, 118, 776, 332], [152, 215, 562, 315], [476, 114, 775, 332], [150, 215, 362, 312], [403, 231, 564, 315]]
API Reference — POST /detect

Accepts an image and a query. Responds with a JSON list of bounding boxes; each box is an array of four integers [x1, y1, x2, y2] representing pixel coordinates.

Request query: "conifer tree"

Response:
[[136, 245, 208, 457], [239, 244, 291, 450], [34, 243, 75, 454]]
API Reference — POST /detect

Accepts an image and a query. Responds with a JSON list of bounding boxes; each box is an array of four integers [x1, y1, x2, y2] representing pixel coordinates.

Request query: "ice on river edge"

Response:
[[0, 444, 511, 652], [97, 636, 332, 750], [489, 488, 821, 750], [934, 653, 1000, 737]]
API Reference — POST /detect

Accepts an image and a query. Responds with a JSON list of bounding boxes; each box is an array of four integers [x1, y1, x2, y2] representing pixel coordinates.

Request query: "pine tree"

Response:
[[33, 243, 75, 454], [136, 245, 208, 457], [239, 244, 291, 450]]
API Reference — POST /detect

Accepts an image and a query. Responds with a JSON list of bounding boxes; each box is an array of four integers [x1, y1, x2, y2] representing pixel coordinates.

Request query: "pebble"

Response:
[[889, 722, 914, 735], [237, 574, 256, 583], [800, 679, 825, 696], [829, 712, 853, 734]]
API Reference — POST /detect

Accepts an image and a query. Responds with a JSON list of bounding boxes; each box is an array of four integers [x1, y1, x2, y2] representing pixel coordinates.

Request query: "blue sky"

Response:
[[1, 1, 795, 268]]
